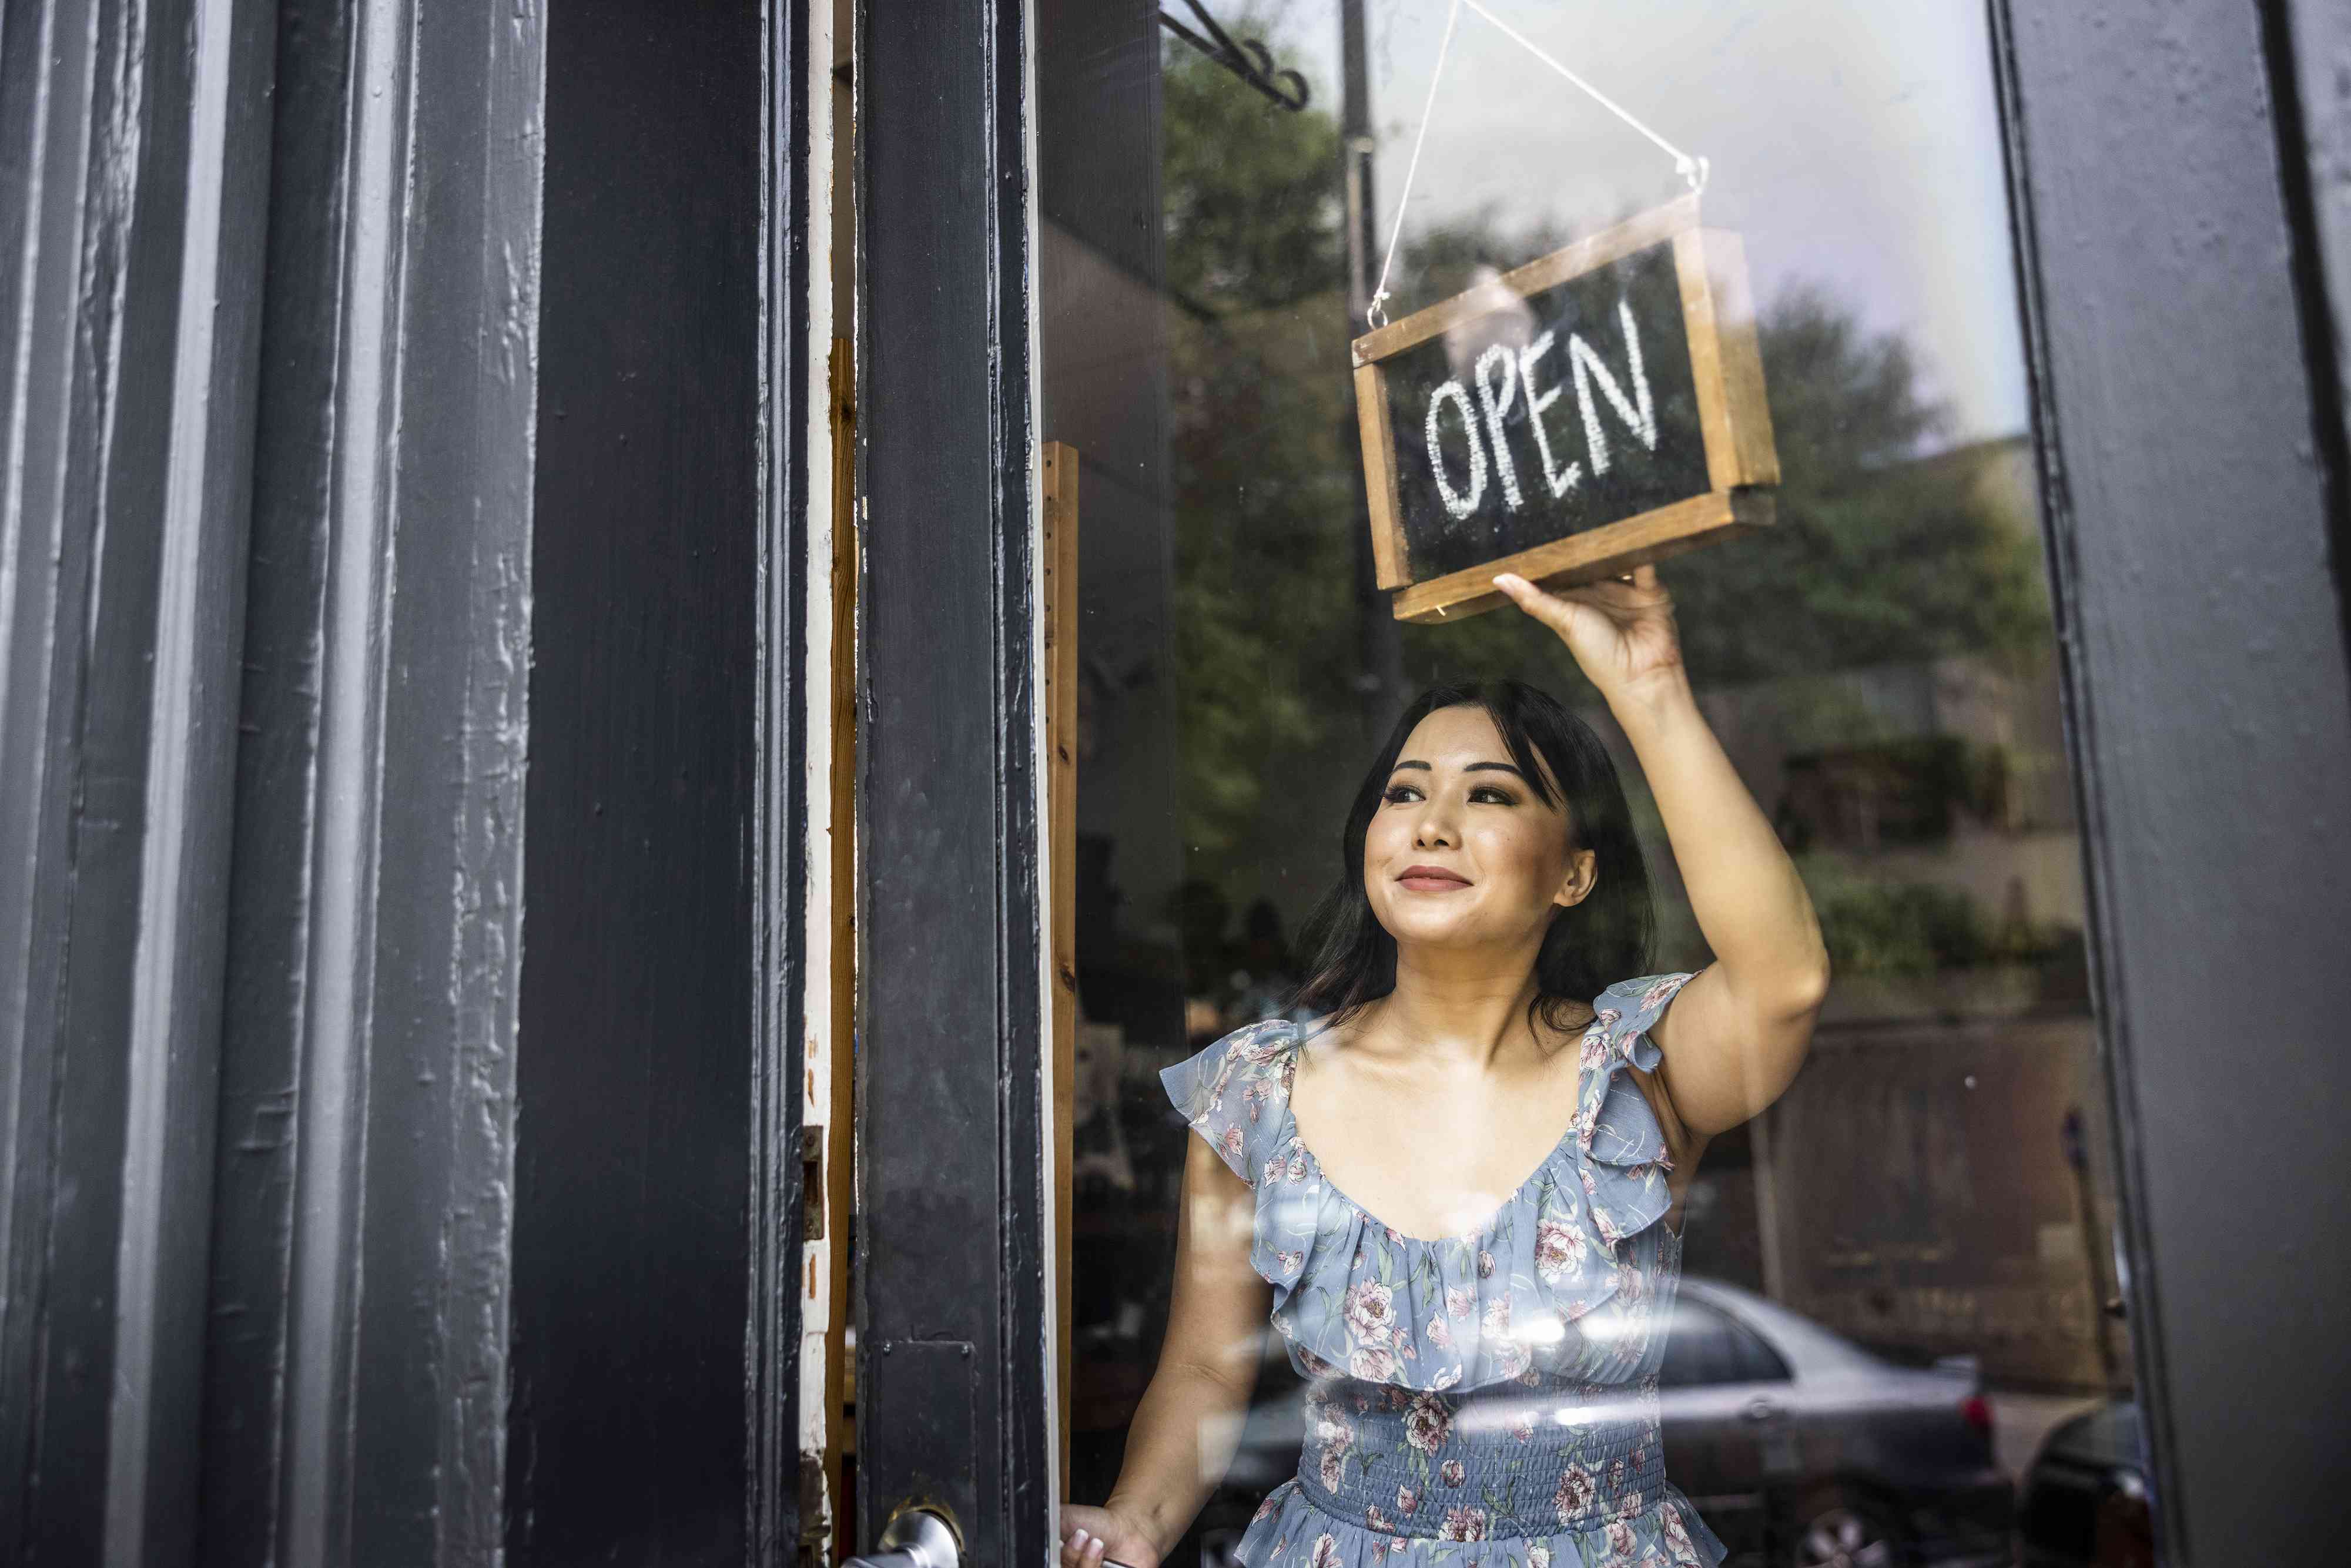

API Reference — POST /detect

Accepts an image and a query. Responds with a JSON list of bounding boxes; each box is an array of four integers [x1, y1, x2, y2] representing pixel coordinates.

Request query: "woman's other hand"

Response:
[[1492, 567, 1686, 709], [1059, 1504, 1160, 1568]]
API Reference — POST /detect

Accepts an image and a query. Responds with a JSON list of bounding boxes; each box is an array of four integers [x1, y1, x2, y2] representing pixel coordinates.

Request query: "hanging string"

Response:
[[1367, 0, 1708, 329], [1368, 0, 1465, 331]]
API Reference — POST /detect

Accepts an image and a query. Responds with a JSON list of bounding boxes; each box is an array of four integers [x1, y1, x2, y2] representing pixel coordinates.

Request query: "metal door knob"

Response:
[[844, 1506, 961, 1568]]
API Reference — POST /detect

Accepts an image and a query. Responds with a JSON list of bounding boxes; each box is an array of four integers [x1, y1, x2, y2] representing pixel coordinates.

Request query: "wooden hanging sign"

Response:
[[1352, 193, 1778, 623]]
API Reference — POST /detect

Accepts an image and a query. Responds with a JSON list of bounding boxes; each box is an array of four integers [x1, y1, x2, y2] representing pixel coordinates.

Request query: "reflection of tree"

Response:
[[1161, 28, 2052, 906], [1163, 38, 1355, 870]]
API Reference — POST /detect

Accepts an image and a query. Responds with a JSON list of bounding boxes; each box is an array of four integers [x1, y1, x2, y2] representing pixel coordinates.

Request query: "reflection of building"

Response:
[[1653, 438, 2126, 1392]]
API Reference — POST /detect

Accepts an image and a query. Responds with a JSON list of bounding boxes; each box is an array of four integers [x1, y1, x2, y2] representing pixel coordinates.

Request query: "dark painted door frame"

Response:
[[853, 0, 1055, 1564], [3, 0, 555, 1557], [1992, 3, 2350, 1560]]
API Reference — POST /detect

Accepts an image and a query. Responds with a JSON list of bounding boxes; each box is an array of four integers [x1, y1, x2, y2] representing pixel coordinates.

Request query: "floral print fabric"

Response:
[[1160, 974, 1726, 1568]]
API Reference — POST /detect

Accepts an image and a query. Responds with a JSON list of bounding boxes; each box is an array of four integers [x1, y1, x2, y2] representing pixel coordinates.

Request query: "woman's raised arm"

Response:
[[1060, 1133, 1271, 1568], [1496, 568, 1831, 1137]]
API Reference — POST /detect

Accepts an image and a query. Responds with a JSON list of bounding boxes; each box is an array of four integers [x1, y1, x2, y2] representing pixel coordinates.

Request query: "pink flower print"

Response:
[[1243, 1084, 1267, 1123], [1607, 1456, 1627, 1495], [1507, 1413, 1533, 1443], [1528, 1548, 1552, 1568], [1439, 1459, 1465, 1487], [1395, 1336, 1417, 1361], [1425, 1314, 1453, 1350], [1431, 1366, 1461, 1391], [1445, 1286, 1475, 1320], [1275, 1250, 1304, 1278], [1494, 1341, 1531, 1380], [1595, 1007, 1623, 1031], [1394, 1486, 1419, 1517], [1482, 1298, 1512, 1338], [1370, 1543, 1391, 1566], [1285, 1148, 1311, 1182], [1252, 1494, 1281, 1523], [1438, 1507, 1487, 1543], [1296, 1347, 1337, 1379], [1580, 1031, 1607, 1070], [1553, 1463, 1596, 1525], [1363, 1505, 1389, 1535], [1476, 1249, 1496, 1279], [1318, 1446, 1347, 1492], [1639, 976, 1682, 1012], [1603, 1520, 1637, 1562], [1403, 1393, 1451, 1453], [1240, 1028, 1288, 1064], [1352, 1391, 1371, 1415], [1310, 1533, 1342, 1568], [1348, 1346, 1396, 1382], [1533, 1219, 1586, 1283], [1342, 1280, 1396, 1345], [1660, 1505, 1696, 1560], [1220, 1126, 1245, 1162]]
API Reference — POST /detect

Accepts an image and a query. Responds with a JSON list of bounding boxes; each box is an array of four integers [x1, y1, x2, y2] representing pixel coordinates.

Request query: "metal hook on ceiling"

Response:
[[1158, 0, 1311, 112]]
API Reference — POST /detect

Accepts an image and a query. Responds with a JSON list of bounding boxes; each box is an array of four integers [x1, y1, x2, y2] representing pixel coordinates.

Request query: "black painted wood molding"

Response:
[[1992, 1, 2351, 1557], [856, 0, 1053, 1560]]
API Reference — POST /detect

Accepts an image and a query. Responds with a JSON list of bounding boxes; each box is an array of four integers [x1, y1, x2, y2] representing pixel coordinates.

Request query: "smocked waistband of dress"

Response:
[[1292, 1444, 1670, 1539]]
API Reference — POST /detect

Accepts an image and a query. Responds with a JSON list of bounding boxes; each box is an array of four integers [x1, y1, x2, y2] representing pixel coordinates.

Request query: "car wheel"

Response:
[[1786, 1495, 1900, 1568]]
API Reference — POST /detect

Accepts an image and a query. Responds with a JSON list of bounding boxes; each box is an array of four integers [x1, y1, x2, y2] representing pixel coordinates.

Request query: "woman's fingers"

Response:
[[1492, 572, 1579, 634]]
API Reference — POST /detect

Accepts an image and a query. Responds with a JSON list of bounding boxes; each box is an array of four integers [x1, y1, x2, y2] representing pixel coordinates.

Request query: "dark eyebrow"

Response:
[[1386, 759, 1526, 779]]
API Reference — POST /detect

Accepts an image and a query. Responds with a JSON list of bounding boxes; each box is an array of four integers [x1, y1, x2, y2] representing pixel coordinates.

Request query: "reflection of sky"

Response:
[[1261, 0, 2028, 443]]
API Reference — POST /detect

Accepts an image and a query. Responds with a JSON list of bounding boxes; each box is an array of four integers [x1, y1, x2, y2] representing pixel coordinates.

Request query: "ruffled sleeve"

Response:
[[1160, 1017, 1299, 1184], [1575, 971, 1697, 1246]]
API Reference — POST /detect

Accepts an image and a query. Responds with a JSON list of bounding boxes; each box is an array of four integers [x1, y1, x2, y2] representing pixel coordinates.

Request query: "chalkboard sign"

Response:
[[1352, 195, 1777, 622]]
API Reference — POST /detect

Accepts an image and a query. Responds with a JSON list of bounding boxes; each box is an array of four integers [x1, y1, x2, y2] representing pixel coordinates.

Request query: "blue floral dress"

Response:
[[1160, 974, 1727, 1568]]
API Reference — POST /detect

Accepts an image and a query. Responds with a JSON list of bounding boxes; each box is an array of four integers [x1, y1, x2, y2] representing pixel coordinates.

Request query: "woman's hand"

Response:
[[1059, 1503, 1161, 1568], [1493, 566, 1687, 711]]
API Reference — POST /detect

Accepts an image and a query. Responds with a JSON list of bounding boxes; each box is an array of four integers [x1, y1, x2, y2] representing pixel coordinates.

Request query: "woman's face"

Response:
[[1362, 705, 1595, 956]]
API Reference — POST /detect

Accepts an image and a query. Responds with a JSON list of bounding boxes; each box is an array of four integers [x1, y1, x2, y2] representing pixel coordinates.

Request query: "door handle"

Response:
[[1741, 1396, 1781, 1423], [845, 1506, 961, 1568]]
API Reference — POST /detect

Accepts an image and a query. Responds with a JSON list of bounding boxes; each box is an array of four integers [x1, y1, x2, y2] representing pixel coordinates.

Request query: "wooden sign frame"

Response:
[[1351, 193, 1779, 624]]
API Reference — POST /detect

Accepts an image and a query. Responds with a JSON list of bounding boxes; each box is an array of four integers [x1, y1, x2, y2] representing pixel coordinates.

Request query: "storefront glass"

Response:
[[1040, 6, 2129, 1564]]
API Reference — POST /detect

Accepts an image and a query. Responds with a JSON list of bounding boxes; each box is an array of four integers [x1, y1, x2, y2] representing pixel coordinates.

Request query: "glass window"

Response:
[[1040, 8, 2122, 1567]]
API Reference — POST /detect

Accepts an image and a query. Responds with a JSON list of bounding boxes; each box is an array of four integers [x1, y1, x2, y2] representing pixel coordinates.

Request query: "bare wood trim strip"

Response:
[[1389, 488, 1775, 624], [1351, 192, 1702, 366], [1696, 229, 1779, 487], [1676, 229, 1739, 492], [1355, 363, 1411, 588]]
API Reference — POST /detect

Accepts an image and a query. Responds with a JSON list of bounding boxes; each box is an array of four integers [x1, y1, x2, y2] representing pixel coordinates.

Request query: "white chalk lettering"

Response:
[[1570, 299, 1657, 476], [1473, 343, 1526, 511], [1425, 380, 1487, 519], [1516, 329, 1582, 498]]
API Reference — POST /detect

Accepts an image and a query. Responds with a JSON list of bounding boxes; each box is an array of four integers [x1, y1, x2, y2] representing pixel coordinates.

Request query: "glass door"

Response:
[[1033, 6, 2127, 1568]]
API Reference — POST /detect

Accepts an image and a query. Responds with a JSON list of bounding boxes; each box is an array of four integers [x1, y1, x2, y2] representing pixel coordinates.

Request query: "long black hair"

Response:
[[1288, 680, 1653, 1034]]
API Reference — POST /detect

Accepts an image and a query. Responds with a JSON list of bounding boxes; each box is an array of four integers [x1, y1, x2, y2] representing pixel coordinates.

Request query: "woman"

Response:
[[1060, 568, 1830, 1568]]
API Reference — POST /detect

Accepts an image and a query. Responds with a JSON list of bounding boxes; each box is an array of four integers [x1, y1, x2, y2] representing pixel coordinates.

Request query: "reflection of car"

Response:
[[1200, 1278, 2011, 1568], [2017, 1400, 2153, 1568], [1656, 1279, 2011, 1567]]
